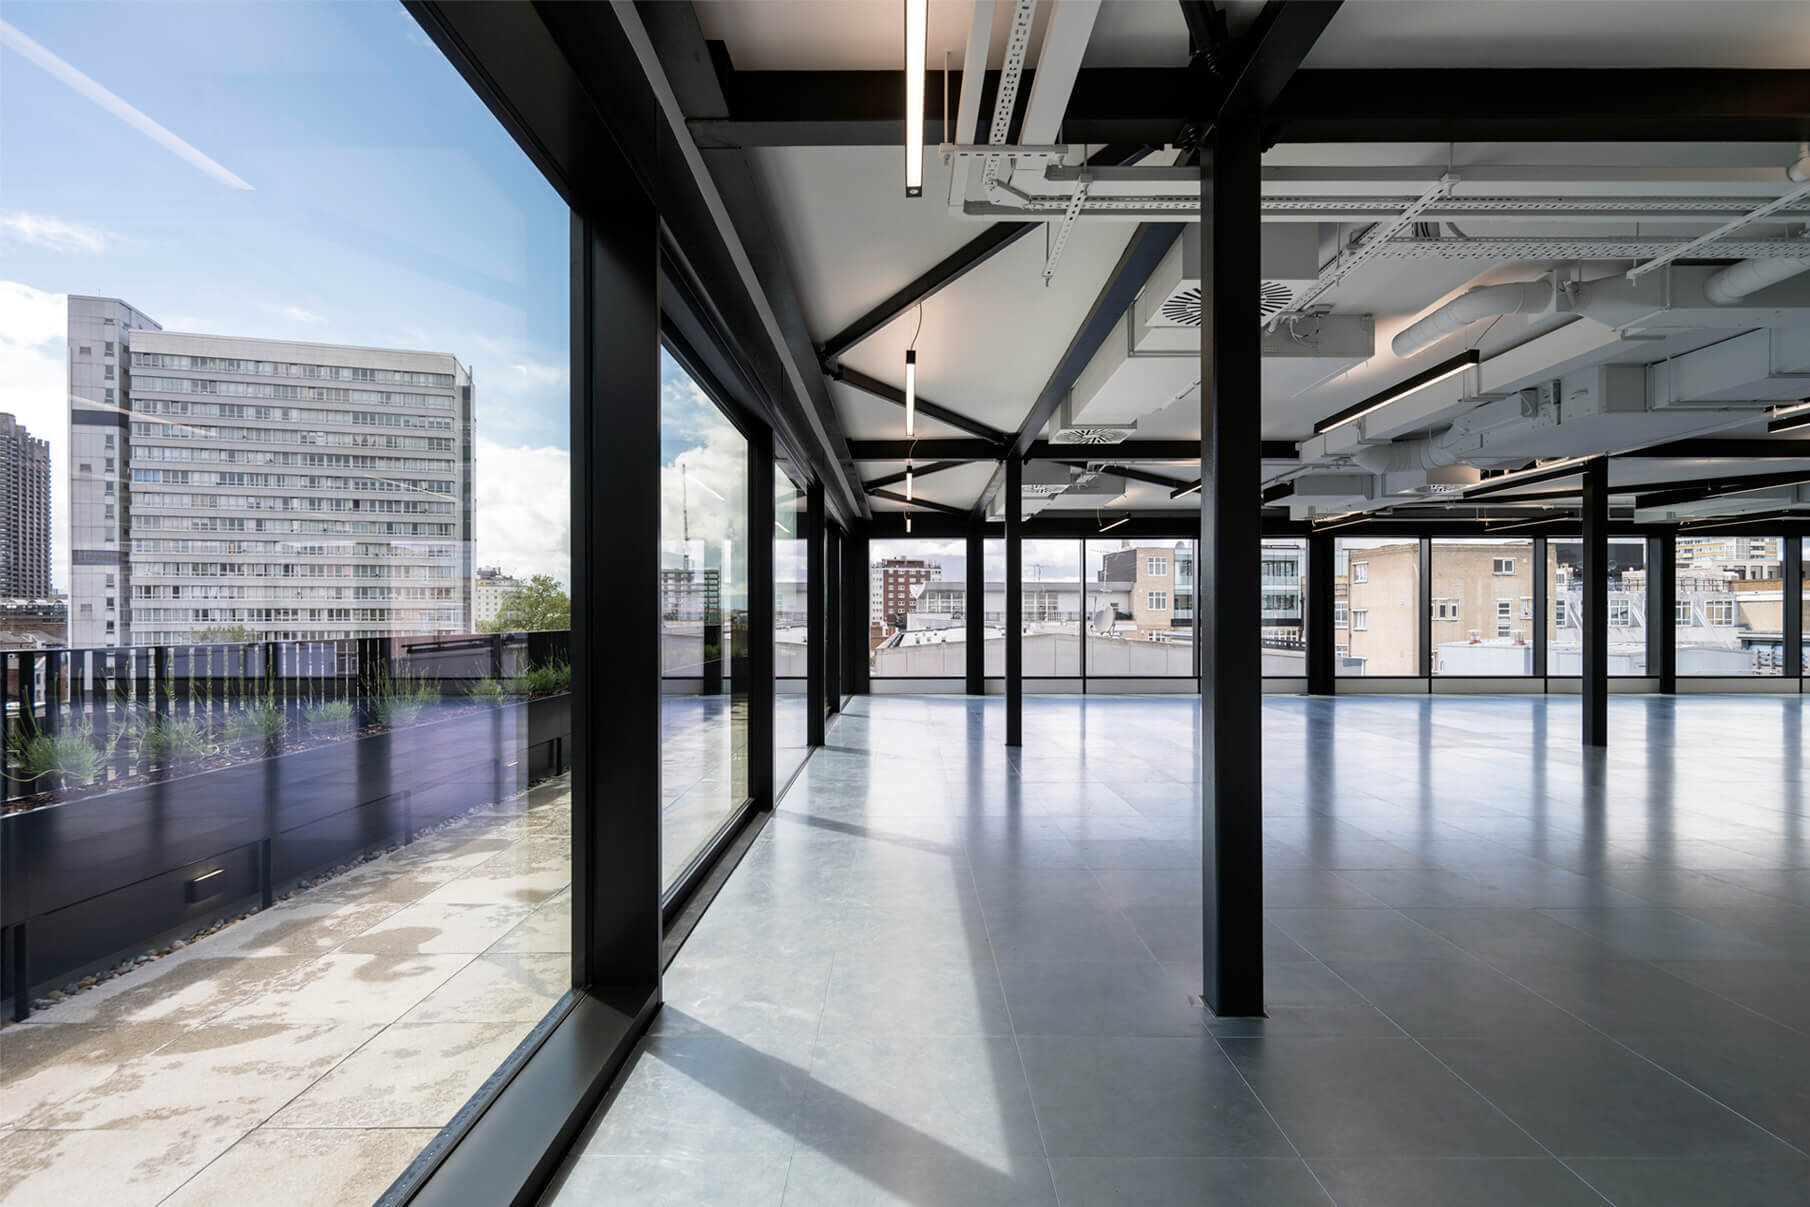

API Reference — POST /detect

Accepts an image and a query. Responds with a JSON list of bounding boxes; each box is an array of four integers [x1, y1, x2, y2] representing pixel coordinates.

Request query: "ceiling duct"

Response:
[[1392, 277, 1556, 359], [1053, 225, 1370, 442], [987, 463, 1127, 519]]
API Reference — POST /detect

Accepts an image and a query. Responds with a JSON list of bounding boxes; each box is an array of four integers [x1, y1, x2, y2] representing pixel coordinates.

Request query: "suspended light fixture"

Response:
[[1170, 480, 1201, 500], [905, 463, 914, 501], [906, 513, 913, 533], [903, 0, 927, 196], [904, 349, 917, 436], [1100, 515, 1129, 533], [1313, 349, 1481, 436]]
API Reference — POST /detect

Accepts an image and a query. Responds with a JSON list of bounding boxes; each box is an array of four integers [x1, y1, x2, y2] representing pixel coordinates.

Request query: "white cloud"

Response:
[[474, 436, 569, 586], [0, 281, 70, 591], [274, 304, 326, 325], [508, 360, 566, 387], [0, 211, 109, 254]]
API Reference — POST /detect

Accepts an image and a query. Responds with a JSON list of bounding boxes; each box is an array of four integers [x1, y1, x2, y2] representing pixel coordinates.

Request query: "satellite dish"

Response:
[[1091, 607, 1114, 634]]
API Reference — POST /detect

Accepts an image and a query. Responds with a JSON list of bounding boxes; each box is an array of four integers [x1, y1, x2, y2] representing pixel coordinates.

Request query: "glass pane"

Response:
[[1803, 538, 1810, 677], [1547, 538, 1649, 674], [3, 2, 572, 1195], [1084, 538, 1196, 677], [774, 466, 809, 784], [661, 350, 748, 884], [1022, 538, 1082, 677], [1260, 537, 1305, 677], [869, 538, 966, 677], [1675, 535, 1787, 676], [1334, 538, 1420, 675], [983, 538, 1006, 677], [1429, 539, 1535, 676]]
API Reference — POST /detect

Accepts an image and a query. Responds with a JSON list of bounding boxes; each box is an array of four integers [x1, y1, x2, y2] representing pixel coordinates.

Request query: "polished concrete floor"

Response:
[[0, 779, 571, 1207], [548, 694, 1810, 1206]]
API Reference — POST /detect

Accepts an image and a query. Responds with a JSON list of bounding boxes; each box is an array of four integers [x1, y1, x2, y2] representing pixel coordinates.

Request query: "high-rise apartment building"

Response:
[[0, 413, 51, 599], [66, 297, 474, 646], [870, 556, 940, 635]]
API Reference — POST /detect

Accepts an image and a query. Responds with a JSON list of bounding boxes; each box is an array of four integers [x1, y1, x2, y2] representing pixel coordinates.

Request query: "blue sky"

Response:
[[0, 1, 590, 586]]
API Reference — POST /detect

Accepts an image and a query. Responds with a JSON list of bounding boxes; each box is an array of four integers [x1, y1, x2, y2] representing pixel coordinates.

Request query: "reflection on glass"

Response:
[[1259, 538, 1305, 677], [774, 467, 809, 785], [1334, 538, 1421, 675], [869, 538, 965, 677], [1021, 539, 1083, 676], [1803, 538, 1810, 677], [1, 1, 572, 1192], [1674, 535, 1788, 677], [1430, 539, 1534, 676], [1084, 538, 1197, 678], [1547, 538, 1649, 675], [661, 350, 748, 884], [983, 538, 1006, 676]]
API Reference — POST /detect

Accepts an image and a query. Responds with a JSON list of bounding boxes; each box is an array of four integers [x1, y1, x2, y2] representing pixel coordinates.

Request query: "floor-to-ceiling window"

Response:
[[1430, 538, 1535, 676], [1084, 537, 1196, 678], [0, 3, 573, 1199], [1548, 537, 1650, 674], [1260, 537, 1306, 677], [1334, 538, 1421, 676], [774, 464, 810, 784], [1675, 535, 1788, 677], [1803, 538, 1809, 677], [659, 349, 749, 886], [868, 537, 966, 679], [1021, 538, 1083, 678]]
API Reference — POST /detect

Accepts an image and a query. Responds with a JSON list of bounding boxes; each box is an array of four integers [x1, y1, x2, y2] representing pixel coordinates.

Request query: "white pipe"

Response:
[[1391, 279, 1553, 358], [1704, 253, 1810, 305]]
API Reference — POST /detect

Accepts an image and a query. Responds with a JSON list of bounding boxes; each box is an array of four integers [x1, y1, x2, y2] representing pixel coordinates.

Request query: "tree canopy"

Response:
[[482, 574, 570, 632]]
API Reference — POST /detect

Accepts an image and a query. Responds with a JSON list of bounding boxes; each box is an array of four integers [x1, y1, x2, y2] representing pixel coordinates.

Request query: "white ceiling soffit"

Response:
[[867, 461, 1001, 509], [829, 378, 982, 441], [693, 0, 1053, 71], [1303, 2, 1810, 69]]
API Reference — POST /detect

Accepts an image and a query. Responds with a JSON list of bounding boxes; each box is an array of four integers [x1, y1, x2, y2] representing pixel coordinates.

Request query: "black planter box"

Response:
[[0, 694, 570, 1014]]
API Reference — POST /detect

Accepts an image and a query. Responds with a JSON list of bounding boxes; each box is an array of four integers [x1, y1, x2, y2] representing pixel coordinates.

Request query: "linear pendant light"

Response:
[[904, 349, 917, 436], [906, 464, 914, 501], [1100, 515, 1129, 533], [903, 0, 926, 196], [1313, 349, 1481, 436]]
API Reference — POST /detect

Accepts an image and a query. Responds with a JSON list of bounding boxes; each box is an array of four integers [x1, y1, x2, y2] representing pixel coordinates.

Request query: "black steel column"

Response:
[[1005, 457, 1023, 747], [1418, 537, 1434, 685], [569, 203, 661, 990], [1653, 532, 1677, 693], [1783, 535, 1803, 686], [1581, 457, 1609, 747], [1306, 534, 1335, 694], [1532, 535, 1549, 682], [1199, 120, 1264, 1017], [965, 525, 985, 694], [749, 431, 776, 806], [806, 479, 826, 746], [847, 529, 870, 695], [826, 525, 842, 714]]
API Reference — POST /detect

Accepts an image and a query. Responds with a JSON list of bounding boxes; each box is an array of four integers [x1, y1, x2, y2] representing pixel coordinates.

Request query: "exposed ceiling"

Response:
[[666, 0, 1810, 527]]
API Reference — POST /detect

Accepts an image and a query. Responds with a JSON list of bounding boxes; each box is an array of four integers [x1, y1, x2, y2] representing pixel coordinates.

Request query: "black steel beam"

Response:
[[1635, 468, 1810, 511], [846, 530, 870, 695], [1011, 225, 1186, 461], [749, 429, 777, 802], [1784, 538, 1804, 685], [1532, 535, 1549, 678], [807, 479, 826, 747], [1200, 119, 1265, 1019], [1624, 438, 1810, 460], [820, 224, 1035, 365], [1652, 533, 1677, 694], [1216, 0, 1344, 124], [862, 461, 970, 492], [1272, 69, 1810, 143], [1005, 455, 1023, 748], [1306, 533, 1334, 693], [694, 67, 1810, 149], [966, 527, 985, 695], [831, 366, 1010, 444], [1582, 458, 1609, 748], [1178, 0, 1230, 70], [868, 488, 968, 516], [1049, 460, 1193, 491], [825, 524, 842, 713], [849, 439, 1005, 462], [1417, 537, 1434, 680]]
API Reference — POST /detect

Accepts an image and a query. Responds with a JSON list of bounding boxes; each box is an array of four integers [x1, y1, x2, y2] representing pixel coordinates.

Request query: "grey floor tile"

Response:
[[1048, 1157, 1331, 1206], [997, 960, 1204, 1037], [1219, 1037, 1541, 1158], [1653, 960, 1810, 1033], [1307, 1158, 1604, 1206], [1324, 959, 1598, 1037], [1018, 1036, 1293, 1158], [779, 1143, 1057, 1207], [546, 1144, 793, 1207], [983, 904, 1153, 963], [1265, 909, 1468, 963], [1424, 1036, 1800, 1159], [1621, 1021, 1810, 1154], [1568, 1158, 1810, 1206]]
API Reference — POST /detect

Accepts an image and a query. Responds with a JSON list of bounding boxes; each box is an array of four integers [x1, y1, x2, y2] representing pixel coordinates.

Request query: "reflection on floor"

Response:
[[664, 696, 750, 886], [548, 694, 1810, 1206], [0, 777, 571, 1207]]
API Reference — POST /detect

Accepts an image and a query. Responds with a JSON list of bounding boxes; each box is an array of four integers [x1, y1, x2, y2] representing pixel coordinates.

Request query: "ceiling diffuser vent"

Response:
[[1050, 426, 1135, 445], [1152, 280, 1296, 326]]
